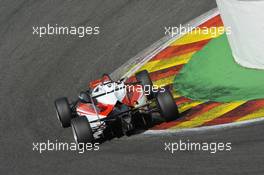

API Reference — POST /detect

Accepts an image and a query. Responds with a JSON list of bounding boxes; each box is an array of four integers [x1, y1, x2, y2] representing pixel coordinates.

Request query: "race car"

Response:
[[54, 70, 179, 144]]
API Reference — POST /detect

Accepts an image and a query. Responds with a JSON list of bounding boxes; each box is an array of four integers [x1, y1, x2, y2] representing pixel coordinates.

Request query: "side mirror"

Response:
[[78, 91, 91, 103]]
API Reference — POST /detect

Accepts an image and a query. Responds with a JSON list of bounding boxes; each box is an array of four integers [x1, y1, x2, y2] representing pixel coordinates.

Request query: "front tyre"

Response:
[[54, 97, 72, 128], [71, 117, 95, 144], [156, 89, 179, 122], [135, 70, 154, 100]]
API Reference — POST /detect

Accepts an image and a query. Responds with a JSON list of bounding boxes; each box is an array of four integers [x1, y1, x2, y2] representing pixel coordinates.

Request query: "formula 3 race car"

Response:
[[54, 70, 179, 144]]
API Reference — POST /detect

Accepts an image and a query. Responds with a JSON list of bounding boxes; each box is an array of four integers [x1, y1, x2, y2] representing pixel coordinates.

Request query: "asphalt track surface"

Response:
[[1, 0, 264, 174]]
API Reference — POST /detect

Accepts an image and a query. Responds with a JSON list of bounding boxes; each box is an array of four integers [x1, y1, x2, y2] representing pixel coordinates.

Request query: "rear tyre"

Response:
[[135, 70, 154, 100], [156, 89, 179, 122], [54, 97, 72, 128], [71, 117, 95, 144]]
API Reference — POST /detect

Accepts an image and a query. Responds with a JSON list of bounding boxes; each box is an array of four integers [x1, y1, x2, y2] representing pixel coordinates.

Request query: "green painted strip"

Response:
[[174, 33, 264, 102]]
